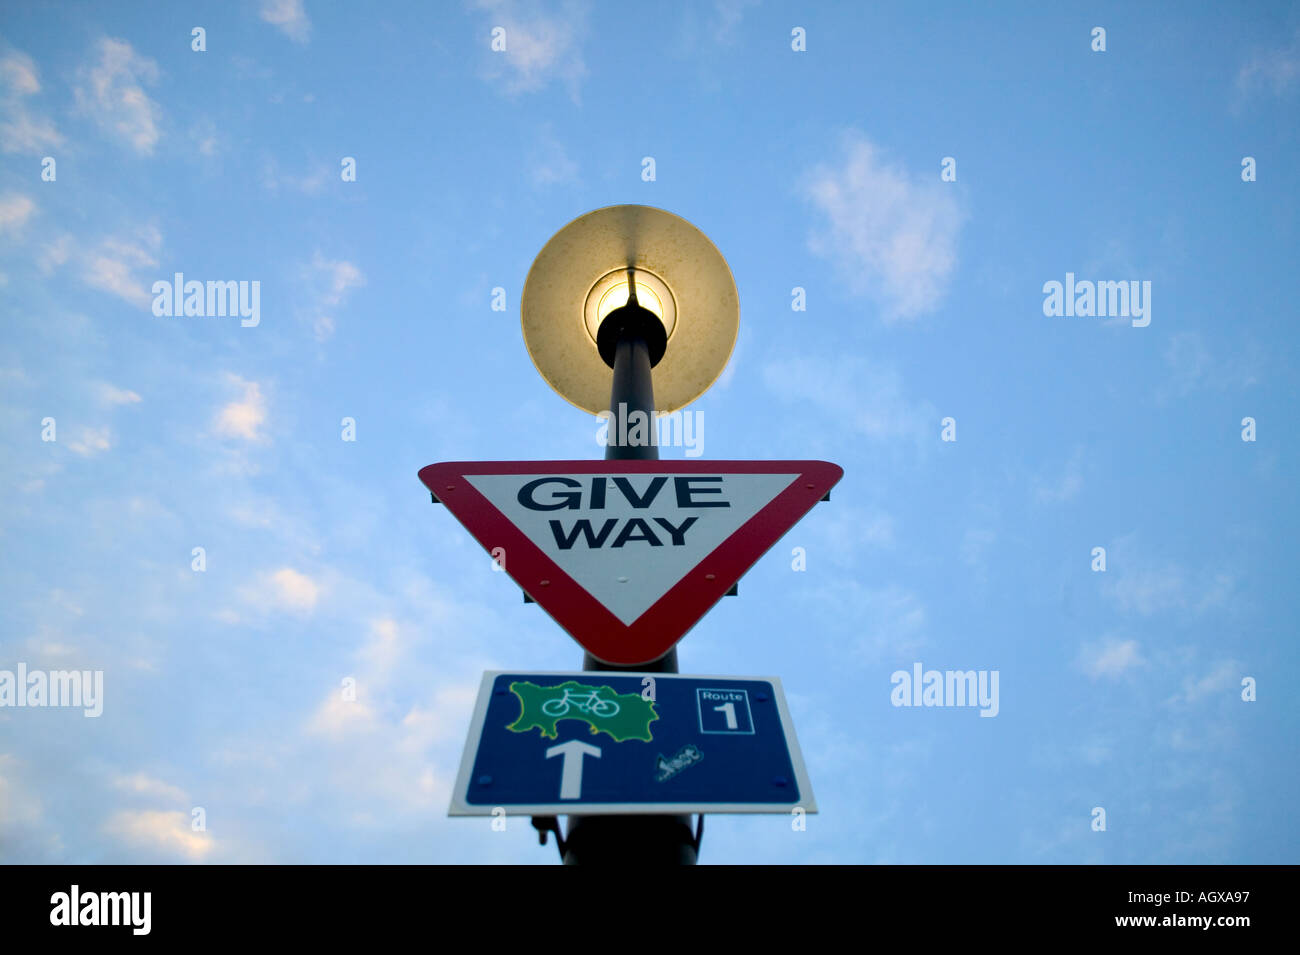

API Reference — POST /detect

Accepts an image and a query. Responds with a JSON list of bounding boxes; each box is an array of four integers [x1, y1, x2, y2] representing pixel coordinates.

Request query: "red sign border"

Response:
[[418, 460, 843, 666]]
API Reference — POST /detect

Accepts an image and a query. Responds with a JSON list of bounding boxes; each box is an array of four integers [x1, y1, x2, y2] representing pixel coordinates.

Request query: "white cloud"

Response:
[[308, 690, 378, 738], [112, 773, 187, 804], [0, 754, 44, 827], [262, 158, 331, 194], [304, 253, 364, 341], [105, 809, 213, 860], [474, 0, 589, 97], [213, 375, 268, 443], [1156, 331, 1261, 403], [81, 227, 161, 307], [529, 125, 578, 185], [38, 234, 72, 274], [1237, 29, 1300, 96], [189, 117, 219, 156], [712, 0, 759, 43], [1077, 637, 1144, 679], [803, 132, 965, 320], [1101, 536, 1235, 618], [269, 567, 319, 612], [0, 193, 35, 235], [1170, 660, 1243, 705], [237, 565, 322, 618], [75, 38, 163, 154], [96, 382, 142, 405], [761, 353, 934, 443], [66, 426, 113, 457], [0, 49, 63, 154], [0, 50, 40, 94], [961, 527, 996, 567], [1107, 566, 1233, 617], [312, 252, 364, 306], [798, 580, 926, 663], [261, 0, 312, 44], [1034, 447, 1084, 504]]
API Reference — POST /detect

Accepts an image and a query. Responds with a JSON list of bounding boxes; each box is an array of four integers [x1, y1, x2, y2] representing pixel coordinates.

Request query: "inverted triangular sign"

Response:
[[418, 460, 842, 666]]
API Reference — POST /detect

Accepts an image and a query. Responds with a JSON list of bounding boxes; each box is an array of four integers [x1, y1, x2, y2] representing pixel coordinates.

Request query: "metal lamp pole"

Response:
[[560, 277, 700, 865]]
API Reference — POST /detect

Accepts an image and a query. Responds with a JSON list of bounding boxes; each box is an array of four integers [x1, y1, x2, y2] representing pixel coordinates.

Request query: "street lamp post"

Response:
[[519, 206, 739, 865], [562, 275, 698, 864]]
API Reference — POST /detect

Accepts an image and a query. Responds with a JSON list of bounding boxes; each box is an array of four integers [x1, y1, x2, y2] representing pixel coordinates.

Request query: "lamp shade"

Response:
[[520, 205, 739, 415]]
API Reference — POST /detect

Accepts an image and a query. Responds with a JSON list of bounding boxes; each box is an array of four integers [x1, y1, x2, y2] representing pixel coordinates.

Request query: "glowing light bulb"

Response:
[[597, 282, 664, 322], [582, 268, 677, 346]]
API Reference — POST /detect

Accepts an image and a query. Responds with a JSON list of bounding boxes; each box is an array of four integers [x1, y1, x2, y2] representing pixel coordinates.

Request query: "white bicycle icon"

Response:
[[541, 689, 620, 718]]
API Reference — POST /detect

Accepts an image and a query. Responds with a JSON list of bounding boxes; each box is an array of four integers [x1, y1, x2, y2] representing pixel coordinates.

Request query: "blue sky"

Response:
[[1, 0, 1297, 863]]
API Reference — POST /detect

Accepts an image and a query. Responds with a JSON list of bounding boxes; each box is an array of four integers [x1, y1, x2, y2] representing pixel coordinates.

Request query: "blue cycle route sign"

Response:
[[448, 671, 816, 816]]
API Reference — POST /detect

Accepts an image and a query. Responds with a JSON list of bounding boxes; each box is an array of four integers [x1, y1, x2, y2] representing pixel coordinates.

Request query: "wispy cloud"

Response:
[[1107, 564, 1232, 617], [0, 193, 35, 235], [1236, 29, 1300, 96], [1034, 447, 1084, 504], [236, 566, 322, 618], [474, 0, 589, 98], [104, 809, 213, 860], [803, 132, 965, 320], [261, 0, 312, 44], [0, 49, 63, 154], [188, 117, 219, 157], [312, 252, 364, 306], [38, 234, 72, 274], [112, 773, 188, 804], [96, 382, 143, 406], [304, 252, 364, 341], [81, 227, 161, 307], [66, 426, 113, 457], [214, 374, 269, 443], [1076, 636, 1144, 679], [1100, 535, 1235, 619], [528, 124, 578, 185], [268, 567, 320, 613], [75, 38, 163, 154], [761, 353, 935, 444], [1155, 331, 1261, 404], [261, 158, 332, 195], [798, 580, 927, 664], [712, 0, 760, 45], [0, 49, 39, 94], [1169, 659, 1243, 705]]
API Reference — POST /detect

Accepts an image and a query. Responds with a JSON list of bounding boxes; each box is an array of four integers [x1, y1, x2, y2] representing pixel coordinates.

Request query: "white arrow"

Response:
[[546, 739, 602, 799]]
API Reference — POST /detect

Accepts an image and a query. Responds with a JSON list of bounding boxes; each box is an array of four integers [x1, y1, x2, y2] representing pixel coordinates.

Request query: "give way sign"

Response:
[[418, 460, 842, 666]]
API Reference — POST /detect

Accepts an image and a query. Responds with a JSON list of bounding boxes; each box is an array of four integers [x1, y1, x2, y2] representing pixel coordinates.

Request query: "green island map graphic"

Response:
[[507, 680, 659, 743]]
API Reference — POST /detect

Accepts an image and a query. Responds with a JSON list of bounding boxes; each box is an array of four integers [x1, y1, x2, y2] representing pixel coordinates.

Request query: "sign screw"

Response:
[[772, 776, 789, 788], [477, 775, 493, 787]]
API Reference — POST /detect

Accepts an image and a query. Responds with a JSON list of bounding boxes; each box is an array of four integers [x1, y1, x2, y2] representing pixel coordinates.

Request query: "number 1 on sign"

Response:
[[713, 702, 738, 730]]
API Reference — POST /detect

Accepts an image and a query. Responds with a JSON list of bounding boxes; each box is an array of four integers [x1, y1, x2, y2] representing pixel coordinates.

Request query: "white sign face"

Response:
[[466, 472, 798, 625]]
